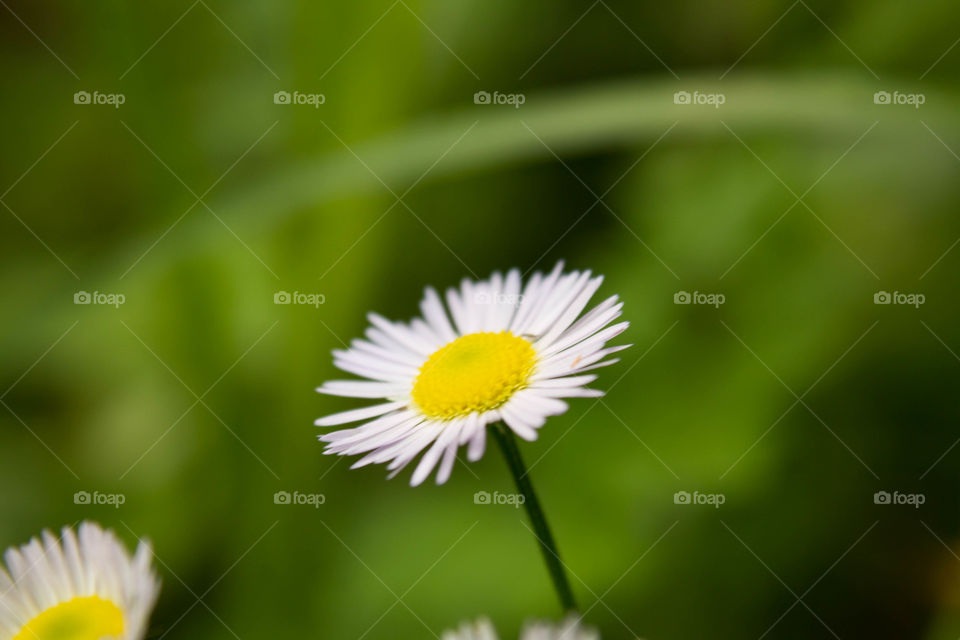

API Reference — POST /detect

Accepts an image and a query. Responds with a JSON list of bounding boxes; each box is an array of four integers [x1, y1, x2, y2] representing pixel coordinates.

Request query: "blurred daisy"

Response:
[[316, 262, 628, 485], [0, 521, 160, 640], [443, 615, 599, 640]]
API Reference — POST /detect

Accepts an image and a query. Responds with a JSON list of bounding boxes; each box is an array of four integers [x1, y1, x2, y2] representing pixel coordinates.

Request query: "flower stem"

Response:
[[491, 422, 578, 612]]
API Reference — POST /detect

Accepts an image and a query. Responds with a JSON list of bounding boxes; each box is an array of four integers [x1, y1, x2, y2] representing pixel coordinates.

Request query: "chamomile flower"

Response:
[[443, 615, 599, 640], [316, 262, 628, 486], [0, 522, 160, 640]]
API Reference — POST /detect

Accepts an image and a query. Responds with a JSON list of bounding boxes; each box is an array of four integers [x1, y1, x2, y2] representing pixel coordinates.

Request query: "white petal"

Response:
[[333, 350, 417, 382], [458, 413, 481, 445], [539, 296, 622, 357], [535, 274, 604, 350], [314, 401, 405, 427], [335, 419, 425, 456], [444, 285, 469, 335], [435, 440, 460, 485], [477, 272, 502, 332], [520, 271, 581, 337], [320, 410, 414, 443], [420, 287, 458, 343], [511, 390, 569, 418], [531, 374, 597, 388], [536, 322, 629, 375], [458, 278, 484, 334], [508, 271, 542, 334], [349, 428, 421, 469], [511, 262, 565, 335], [385, 422, 448, 473], [540, 343, 630, 372], [355, 421, 443, 469], [410, 421, 463, 486], [368, 313, 436, 356], [551, 358, 621, 377], [321, 412, 423, 454], [529, 375, 603, 398], [500, 404, 541, 441], [467, 423, 487, 461], [350, 337, 423, 366], [316, 380, 408, 399], [531, 386, 603, 398], [495, 268, 523, 329]]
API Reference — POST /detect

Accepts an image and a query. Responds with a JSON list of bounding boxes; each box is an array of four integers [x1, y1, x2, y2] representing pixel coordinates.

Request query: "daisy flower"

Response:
[[443, 615, 599, 640], [315, 262, 629, 486], [0, 521, 160, 640]]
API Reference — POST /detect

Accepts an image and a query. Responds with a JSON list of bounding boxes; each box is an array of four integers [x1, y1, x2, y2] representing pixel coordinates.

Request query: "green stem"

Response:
[[491, 422, 577, 612]]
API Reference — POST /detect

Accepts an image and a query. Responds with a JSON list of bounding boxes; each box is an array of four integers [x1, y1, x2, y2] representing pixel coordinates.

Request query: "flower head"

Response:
[[443, 615, 599, 640], [0, 522, 160, 640], [316, 262, 628, 485]]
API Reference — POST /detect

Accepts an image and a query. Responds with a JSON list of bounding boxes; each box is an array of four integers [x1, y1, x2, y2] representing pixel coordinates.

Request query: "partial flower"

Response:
[[0, 521, 160, 640], [316, 262, 629, 485], [443, 615, 599, 640]]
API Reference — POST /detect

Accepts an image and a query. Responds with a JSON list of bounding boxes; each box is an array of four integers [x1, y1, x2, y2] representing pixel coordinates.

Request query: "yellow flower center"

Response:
[[412, 331, 537, 419], [14, 596, 124, 640]]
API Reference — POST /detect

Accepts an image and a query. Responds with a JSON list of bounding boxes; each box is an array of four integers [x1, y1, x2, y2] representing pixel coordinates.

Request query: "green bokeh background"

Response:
[[2, 2, 959, 638]]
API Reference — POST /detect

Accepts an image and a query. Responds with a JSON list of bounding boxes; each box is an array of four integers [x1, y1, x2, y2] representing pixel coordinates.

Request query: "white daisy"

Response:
[[316, 262, 629, 486], [0, 521, 160, 640], [443, 615, 599, 640]]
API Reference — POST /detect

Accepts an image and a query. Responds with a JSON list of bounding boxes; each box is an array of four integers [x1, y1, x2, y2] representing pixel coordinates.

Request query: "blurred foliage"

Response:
[[2, 1, 960, 638]]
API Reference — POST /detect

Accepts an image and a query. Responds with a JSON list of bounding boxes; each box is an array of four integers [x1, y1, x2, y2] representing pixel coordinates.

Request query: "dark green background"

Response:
[[1, 1, 959, 638]]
